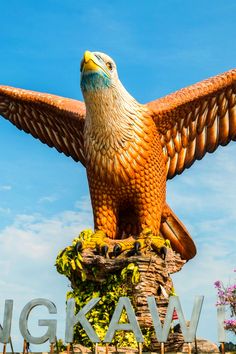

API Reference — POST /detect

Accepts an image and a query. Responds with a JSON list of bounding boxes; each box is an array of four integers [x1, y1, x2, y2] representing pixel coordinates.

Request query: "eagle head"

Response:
[[80, 51, 118, 93]]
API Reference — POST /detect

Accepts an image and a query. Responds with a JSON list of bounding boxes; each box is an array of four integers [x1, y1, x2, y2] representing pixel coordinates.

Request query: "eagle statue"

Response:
[[0, 51, 235, 261]]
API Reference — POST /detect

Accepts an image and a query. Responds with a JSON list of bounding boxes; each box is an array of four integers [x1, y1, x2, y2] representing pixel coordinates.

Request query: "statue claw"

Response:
[[101, 245, 109, 258], [134, 241, 141, 255], [75, 241, 83, 253], [126, 241, 141, 257], [73, 228, 171, 260], [160, 246, 167, 260], [113, 244, 122, 257]]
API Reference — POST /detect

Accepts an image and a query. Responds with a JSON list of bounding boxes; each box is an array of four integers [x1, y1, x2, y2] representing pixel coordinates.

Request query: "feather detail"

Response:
[[146, 68, 236, 179], [195, 128, 206, 159], [84, 79, 153, 183], [181, 127, 189, 147], [197, 106, 208, 133], [206, 102, 218, 127], [173, 132, 182, 153], [207, 117, 219, 153], [229, 105, 236, 139], [166, 139, 175, 158], [185, 139, 196, 167], [128, 145, 139, 160], [176, 147, 187, 173], [168, 153, 178, 178], [0, 85, 86, 164], [118, 152, 129, 169], [219, 110, 230, 145]]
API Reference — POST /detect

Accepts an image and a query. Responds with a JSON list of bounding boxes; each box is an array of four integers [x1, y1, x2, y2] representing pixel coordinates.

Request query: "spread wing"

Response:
[[146, 69, 236, 179], [0, 86, 86, 165]]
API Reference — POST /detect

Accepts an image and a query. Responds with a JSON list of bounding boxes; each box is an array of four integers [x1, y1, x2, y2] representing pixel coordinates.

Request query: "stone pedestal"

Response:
[[70, 248, 186, 352]]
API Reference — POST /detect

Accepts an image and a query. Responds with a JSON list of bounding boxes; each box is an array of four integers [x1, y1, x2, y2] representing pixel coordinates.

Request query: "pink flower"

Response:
[[214, 280, 221, 288]]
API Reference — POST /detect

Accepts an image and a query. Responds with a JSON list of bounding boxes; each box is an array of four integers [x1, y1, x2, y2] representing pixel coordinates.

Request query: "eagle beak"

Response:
[[82, 51, 99, 72], [81, 51, 110, 76]]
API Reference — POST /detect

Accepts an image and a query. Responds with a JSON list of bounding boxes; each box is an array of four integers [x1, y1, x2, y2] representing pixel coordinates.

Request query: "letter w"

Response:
[[147, 296, 203, 343]]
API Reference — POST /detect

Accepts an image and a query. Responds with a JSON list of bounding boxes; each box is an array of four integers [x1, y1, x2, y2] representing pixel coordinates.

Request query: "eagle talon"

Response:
[[126, 241, 142, 257], [160, 246, 167, 260], [113, 244, 122, 257], [134, 241, 141, 255], [75, 241, 83, 253], [101, 245, 109, 258]]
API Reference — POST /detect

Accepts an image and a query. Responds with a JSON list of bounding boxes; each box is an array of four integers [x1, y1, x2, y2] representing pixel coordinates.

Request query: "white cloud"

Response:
[[38, 195, 58, 203], [0, 207, 11, 214], [0, 199, 93, 352], [172, 237, 235, 342], [74, 195, 92, 212], [168, 144, 236, 343], [0, 185, 12, 191], [0, 146, 235, 349], [0, 209, 93, 263]]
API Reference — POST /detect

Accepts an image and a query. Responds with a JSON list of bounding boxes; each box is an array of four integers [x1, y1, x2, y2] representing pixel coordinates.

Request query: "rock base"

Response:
[[72, 247, 186, 352]]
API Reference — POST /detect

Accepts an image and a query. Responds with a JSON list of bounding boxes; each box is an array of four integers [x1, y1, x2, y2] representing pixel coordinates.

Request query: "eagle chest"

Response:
[[86, 128, 166, 205]]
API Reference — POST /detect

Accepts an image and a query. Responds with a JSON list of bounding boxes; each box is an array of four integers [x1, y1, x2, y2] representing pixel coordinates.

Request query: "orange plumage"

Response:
[[0, 51, 236, 260]]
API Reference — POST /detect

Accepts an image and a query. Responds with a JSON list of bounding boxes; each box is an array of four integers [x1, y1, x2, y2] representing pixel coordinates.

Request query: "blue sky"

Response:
[[0, 0, 235, 350]]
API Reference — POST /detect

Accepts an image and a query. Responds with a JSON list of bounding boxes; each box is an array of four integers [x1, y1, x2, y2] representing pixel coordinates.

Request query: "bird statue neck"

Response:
[[84, 80, 140, 129], [83, 80, 156, 184]]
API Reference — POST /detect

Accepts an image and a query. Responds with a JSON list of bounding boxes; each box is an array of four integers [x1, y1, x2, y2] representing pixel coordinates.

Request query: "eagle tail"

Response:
[[160, 204, 196, 261]]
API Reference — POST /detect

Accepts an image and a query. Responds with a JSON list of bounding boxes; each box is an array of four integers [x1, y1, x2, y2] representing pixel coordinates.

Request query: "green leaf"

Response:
[[126, 263, 135, 271], [71, 259, 76, 270], [66, 292, 73, 300], [76, 258, 83, 269], [132, 272, 140, 284], [77, 253, 83, 261], [81, 270, 87, 282], [121, 269, 127, 280]]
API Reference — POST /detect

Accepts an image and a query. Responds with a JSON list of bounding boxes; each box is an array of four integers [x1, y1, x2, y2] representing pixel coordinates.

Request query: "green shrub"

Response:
[[55, 231, 153, 349]]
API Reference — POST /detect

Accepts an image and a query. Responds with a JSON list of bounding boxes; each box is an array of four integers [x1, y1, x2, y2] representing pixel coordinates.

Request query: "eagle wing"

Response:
[[146, 69, 236, 179], [0, 86, 86, 165]]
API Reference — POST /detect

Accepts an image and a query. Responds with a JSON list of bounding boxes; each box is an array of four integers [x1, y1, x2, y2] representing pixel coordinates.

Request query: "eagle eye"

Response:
[[106, 62, 113, 71]]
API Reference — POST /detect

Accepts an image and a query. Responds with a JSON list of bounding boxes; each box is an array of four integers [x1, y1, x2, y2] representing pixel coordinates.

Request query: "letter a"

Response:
[[104, 297, 143, 343]]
